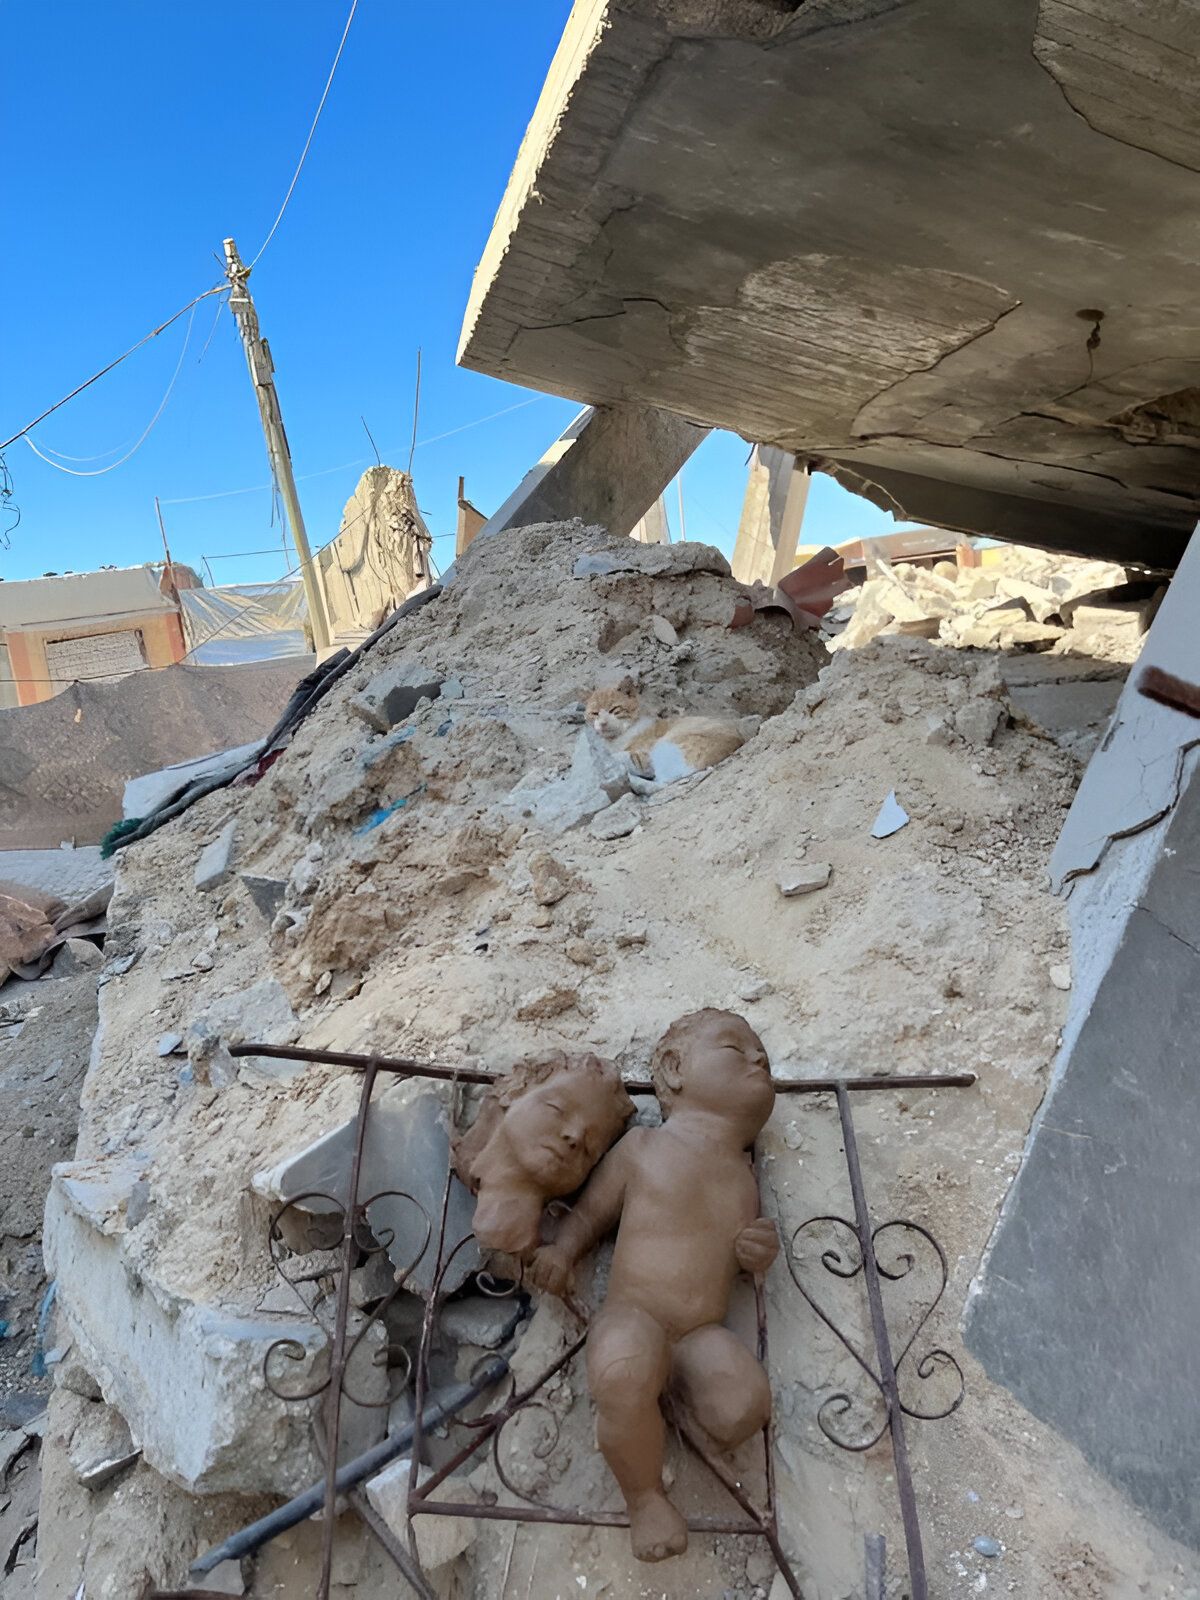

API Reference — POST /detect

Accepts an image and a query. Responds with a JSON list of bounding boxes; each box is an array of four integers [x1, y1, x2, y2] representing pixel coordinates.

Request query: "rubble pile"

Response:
[[24, 522, 1194, 1598], [830, 542, 1165, 662]]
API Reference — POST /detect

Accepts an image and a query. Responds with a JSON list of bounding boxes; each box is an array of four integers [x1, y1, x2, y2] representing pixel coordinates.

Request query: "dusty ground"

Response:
[[0, 962, 99, 1598], [21, 523, 1200, 1598]]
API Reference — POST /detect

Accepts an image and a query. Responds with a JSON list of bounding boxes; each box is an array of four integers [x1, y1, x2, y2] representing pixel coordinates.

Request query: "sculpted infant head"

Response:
[[453, 1050, 635, 1258]]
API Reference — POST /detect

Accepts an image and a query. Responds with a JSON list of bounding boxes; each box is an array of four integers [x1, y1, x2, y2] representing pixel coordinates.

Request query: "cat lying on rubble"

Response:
[[585, 677, 745, 787]]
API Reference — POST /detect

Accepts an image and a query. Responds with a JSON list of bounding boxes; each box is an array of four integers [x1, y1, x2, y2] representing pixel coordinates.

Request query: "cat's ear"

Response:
[[618, 675, 636, 693]]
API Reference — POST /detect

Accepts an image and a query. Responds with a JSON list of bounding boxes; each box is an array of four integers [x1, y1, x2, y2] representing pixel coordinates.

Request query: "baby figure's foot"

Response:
[[627, 1489, 688, 1562]]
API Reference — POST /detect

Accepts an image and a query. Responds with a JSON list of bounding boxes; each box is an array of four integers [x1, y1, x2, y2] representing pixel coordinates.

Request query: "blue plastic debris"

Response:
[[355, 783, 427, 835], [30, 1280, 57, 1377], [0, 1321, 9, 1340]]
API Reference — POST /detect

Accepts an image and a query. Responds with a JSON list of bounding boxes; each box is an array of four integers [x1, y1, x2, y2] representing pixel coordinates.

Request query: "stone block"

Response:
[[438, 1295, 523, 1350], [952, 698, 1003, 746], [349, 662, 444, 734], [589, 791, 642, 840], [195, 820, 238, 893], [45, 1174, 355, 1495], [253, 1080, 480, 1298]]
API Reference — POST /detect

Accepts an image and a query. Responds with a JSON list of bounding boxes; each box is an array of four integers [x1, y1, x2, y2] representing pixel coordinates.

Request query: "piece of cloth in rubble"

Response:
[[0, 879, 111, 983]]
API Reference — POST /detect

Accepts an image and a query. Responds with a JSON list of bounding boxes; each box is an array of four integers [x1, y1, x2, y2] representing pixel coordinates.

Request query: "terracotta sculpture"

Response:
[[529, 1009, 778, 1563], [453, 1050, 635, 1259]]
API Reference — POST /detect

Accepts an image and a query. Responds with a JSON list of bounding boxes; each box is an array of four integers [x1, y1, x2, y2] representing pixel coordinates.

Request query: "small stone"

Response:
[[1049, 962, 1071, 991], [777, 862, 832, 897], [973, 1536, 1002, 1559], [195, 820, 238, 892], [314, 970, 333, 996], [198, 1559, 247, 1596], [42, 1060, 62, 1081], [52, 938, 103, 976], [924, 714, 953, 746], [650, 614, 678, 646], [1004, 1506, 1025, 1520], [191, 952, 214, 973], [615, 922, 647, 948], [157, 1033, 183, 1057], [515, 985, 577, 1022], [69, 1402, 140, 1491], [439, 1295, 522, 1349], [953, 698, 1003, 747], [529, 852, 575, 907], [738, 977, 773, 1002], [564, 938, 597, 967], [103, 952, 139, 979], [440, 678, 464, 702]]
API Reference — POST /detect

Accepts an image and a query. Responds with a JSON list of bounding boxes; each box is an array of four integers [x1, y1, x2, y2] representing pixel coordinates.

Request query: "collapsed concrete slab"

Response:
[[45, 1166, 377, 1496], [471, 404, 707, 546], [460, 1, 1200, 566], [253, 1079, 481, 1298], [967, 526, 1200, 1548]]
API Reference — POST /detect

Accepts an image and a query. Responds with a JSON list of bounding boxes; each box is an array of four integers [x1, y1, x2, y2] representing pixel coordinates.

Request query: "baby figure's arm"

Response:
[[526, 1133, 637, 1297]]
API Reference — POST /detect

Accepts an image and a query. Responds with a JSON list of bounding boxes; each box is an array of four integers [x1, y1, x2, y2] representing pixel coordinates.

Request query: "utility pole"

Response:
[[221, 237, 332, 652]]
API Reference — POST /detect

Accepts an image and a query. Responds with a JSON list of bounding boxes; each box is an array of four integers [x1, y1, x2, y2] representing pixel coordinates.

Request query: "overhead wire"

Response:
[[156, 396, 547, 506], [24, 300, 200, 476], [0, 284, 226, 453], [249, 0, 360, 268]]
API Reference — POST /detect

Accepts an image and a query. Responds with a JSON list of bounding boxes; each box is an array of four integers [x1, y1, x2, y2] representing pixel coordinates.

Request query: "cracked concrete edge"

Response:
[[1032, 0, 1200, 177]]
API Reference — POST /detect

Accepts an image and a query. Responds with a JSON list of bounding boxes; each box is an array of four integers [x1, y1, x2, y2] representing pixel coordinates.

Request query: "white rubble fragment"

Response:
[[588, 792, 642, 840], [194, 820, 238, 893], [366, 1457, 479, 1569], [777, 862, 832, 897], [499, 728, 630, 836], [1048, 962, 1072, 991], [871, 792, 910, 838]]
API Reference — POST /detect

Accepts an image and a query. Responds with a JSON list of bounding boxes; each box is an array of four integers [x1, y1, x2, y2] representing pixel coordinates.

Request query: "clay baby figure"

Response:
[[529, 1009, 778, 1562], [453, 1050, 634, 1261]]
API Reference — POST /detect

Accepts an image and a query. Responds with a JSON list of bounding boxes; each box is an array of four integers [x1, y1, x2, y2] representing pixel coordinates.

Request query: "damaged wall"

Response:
[[459, 0, 1200, 566]]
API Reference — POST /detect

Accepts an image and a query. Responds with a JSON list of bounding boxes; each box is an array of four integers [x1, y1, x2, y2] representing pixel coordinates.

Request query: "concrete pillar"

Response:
[[630, 495, 669, 545], [731, 446, 810, 586], [476, 405, 708, 543], [965, 524, 1200, 1549]]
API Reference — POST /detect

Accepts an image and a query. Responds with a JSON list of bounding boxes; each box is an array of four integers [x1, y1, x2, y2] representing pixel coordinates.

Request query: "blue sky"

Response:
[[1, 0, 907, 586]]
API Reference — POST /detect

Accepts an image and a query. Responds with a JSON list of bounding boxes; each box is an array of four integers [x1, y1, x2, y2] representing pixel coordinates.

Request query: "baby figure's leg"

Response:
[[587, 1303, 688, 1562], [670, 1324, 772, 1452]]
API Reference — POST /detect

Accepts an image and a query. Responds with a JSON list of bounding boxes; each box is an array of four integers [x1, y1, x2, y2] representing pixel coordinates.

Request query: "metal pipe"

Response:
[[228, 1042, 976, 1097], [188, 1357, 509, 1578]]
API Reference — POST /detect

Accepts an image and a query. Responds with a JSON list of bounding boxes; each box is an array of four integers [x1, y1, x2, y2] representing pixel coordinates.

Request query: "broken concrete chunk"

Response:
[[1049, 962, 1072, 991], [777, 862, 832, 897], [650, 614, 678, 646], [871, 792, 910, 839], [529, 851, 575, 906], [195, 821, 238, 893], [157, 1033, 183, 1057], [241, 874, 286, 922], [366, 1456, 478, 1569], [199, 1559, 248, 1596], [499, 727, 631, 837], [52, 938, 103, 976], [589, 792, 642, 840], [350, 662, 444, 734], [68, 1400, 140, 1491], [253, 1081, 479, 1298], [953, 698, 1004, 747], [189, 978, 300, 1089], [438, 1294, 523, 1350]]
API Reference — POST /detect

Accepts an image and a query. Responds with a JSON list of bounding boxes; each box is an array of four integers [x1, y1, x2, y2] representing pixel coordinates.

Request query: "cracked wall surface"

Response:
[[460, 0, 1200, 565]]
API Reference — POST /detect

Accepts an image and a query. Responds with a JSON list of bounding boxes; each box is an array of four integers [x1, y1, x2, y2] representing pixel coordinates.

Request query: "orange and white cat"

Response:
[[584, 678, 745, 785]]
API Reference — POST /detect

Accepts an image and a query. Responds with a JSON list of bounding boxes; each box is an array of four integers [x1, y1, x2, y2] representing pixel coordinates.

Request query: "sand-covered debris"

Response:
[[38, 521, 1196, 1598]]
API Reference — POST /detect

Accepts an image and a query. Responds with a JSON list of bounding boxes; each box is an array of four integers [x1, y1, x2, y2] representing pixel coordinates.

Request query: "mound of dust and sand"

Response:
[[34, 522, 1195, 1599]]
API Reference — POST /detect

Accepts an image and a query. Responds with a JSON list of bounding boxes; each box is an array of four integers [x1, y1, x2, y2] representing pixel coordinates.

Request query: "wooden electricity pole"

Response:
[[221, 237, 332, 652]]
